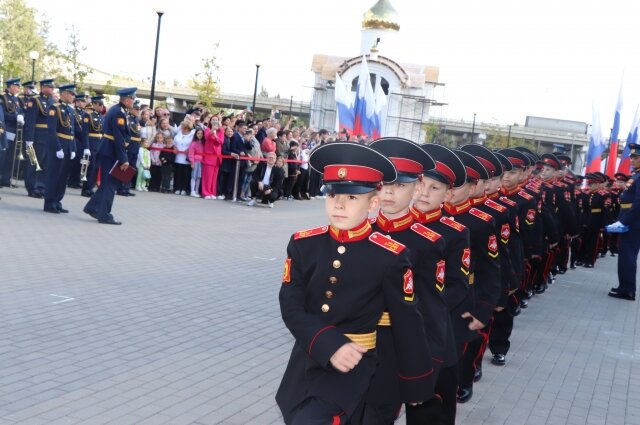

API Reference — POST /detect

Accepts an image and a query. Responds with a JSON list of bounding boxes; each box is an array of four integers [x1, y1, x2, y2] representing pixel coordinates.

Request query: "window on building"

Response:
[[351, 74, 389, 95]]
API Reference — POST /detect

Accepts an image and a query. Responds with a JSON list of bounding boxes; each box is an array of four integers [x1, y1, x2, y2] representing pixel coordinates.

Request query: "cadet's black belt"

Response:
[[591, 208, 602, 213], [344, 331, 376, 349], [88, 132, 102, 138], [621, 203, 632, 209], [377, 312, 391, 327], [130, 137, 141, 142], [57, 133, 73, 140], [35, 124, 48, 129]]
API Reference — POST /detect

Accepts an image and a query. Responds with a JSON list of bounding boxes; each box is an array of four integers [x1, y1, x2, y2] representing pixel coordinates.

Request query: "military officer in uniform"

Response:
[[608, 173, 629, 256], [81, 95, 104, 197], [43, 84, 77, 214], [608, 144, 640, 301], [0, 78, 25, 187], [276, 142, 433, 425], [67, 91, 89, 189], [117, 100, 141, 196], [83, 87, 136, 225], [24, 78, 55, 198]]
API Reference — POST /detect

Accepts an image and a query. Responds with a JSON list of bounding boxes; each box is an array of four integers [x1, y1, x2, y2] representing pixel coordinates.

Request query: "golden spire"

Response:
[[362, 0, 400, 31]]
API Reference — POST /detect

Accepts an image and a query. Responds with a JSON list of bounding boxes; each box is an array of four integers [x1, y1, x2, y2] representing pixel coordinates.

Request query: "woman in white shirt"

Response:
[[172, 120, 195, 195]]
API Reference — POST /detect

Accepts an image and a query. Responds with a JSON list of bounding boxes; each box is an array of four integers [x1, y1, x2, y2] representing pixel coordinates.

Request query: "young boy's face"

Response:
[[413, 176, 450, 212], [448, 182, 475, 205], [486, 176, 501, 195], [165, 139, 174, 147], [378, 182, 417, 216], [470, 179, 487, 198], [501, 169, 523, 190], [325, 192, 379, 230]]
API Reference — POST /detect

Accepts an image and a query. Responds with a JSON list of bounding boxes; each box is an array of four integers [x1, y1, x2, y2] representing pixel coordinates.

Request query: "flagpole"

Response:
[[604, 127, 613, 173]]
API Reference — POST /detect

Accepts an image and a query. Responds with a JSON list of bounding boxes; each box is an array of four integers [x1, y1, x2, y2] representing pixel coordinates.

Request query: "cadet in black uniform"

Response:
[[276, 142, 433, 425], [81, 95, 104, 197], [582, 173, 608, 268], [609, 144, 640, 301]]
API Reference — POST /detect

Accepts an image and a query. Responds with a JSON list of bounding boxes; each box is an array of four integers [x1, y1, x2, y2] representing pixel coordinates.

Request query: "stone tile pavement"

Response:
[[0, 186, 638, 424]]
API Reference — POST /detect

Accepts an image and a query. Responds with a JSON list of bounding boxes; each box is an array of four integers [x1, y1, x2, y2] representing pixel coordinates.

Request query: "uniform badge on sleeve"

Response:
[[282, 258, 291, 284], [403, 269, 414, 301], [436, 260, 446, 292], [84, 117, 89, 123], [117, 117, 125, 126], [27, 101, 33, 107], [461, 248, 471, 275], [48, 109, 55, 116], [525, 209, 536, 224], [500, 223, 510, 243], [488, 235, 498, 258]]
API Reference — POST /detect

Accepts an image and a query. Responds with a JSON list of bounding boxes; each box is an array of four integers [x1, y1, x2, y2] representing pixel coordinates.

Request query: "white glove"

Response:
[[16, 115, 24, 125], [70, 151, 76, 160], [26, 141, 34, 147], [56, 149, 64, 159], [83, 149, 91, 156], [609, 221, 624, 228]]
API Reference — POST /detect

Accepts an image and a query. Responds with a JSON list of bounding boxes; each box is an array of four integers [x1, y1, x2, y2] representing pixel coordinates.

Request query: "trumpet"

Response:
[[80, 153, 90, 181], [9, 123, 25, 187], [25, 143, 42, 172]]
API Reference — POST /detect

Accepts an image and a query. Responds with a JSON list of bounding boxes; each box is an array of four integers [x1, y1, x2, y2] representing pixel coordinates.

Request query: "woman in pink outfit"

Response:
[[201, 119, 225, 199]]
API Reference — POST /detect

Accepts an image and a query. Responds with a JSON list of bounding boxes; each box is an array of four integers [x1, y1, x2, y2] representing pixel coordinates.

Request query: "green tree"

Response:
[[189, 47, 220, 110], [422, 122, 440, 143], [62, 25, 90, 88]]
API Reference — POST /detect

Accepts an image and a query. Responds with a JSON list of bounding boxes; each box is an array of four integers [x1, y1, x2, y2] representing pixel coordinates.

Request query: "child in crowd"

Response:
[[136, 139, 152, 191], [149, 132, 165, 191], [160, 136, 176, 193], [188, 127, 205, 198]]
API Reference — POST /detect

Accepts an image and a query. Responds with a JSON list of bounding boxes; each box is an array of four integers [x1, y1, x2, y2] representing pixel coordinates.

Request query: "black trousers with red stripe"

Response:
[[489, 308, 514, 355], [458, 334, 484, 390], [290, 398, 349, 425]]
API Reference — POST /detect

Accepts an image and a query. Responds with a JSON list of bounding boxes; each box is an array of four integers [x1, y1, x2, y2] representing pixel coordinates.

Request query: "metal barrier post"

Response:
[[232, 159, 240, 202]]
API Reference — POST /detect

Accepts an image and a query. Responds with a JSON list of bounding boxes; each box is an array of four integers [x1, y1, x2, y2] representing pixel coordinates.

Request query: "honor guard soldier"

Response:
[[0, 99, 6, 188], [18, 81, 37, 109], [365, 137, 444, 424], [81, 95, 104, 197], [608, 173, 629, 256], [445, 150, 501, 404], [0, 78, 25, 187], [276, 142, 433, 425], [67, 91, 90, 189], [83, 87, 136, 225], [43, 84, 77, 214], [608, 144, 640, 301], [24, 78, 55, 198], [117, 100, 141, 196]]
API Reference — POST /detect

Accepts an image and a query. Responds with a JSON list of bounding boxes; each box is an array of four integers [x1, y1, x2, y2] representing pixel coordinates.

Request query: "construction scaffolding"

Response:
[[384, 92, 446, 142]]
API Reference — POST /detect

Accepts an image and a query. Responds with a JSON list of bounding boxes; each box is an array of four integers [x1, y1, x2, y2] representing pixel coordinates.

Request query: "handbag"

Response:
[[142, 169, 151, 180]]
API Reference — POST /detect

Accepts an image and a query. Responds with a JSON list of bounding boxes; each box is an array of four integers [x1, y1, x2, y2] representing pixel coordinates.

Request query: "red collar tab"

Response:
[[410, 206, 443, 224], [324, 164, 383, 184], [329, 219, 372, 242], [487, 191, 500, 200], [389, 157, 423, 175], [376, 211, 414, 233], [444, 200, 471, 215], [470, 195, 487, 206]]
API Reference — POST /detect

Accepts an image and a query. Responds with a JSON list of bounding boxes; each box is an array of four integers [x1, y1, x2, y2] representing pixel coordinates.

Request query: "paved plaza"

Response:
[[1, 186, 639, 425]]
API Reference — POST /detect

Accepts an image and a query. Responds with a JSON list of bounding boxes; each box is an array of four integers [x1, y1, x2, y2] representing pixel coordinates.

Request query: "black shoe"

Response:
[[456, 388, 473, 403], [28, 193, 43, 199], [57, 208, 69, 213], [599, 252, 607, 258], [473, 367, 482, 383], [575, 260, 584, 266], [570, 262, 576, 270], [81, 191, 94, 198], [491, 353, 506, 366], [116, 192, 129, 197], [98, 218, 122, 225], [127, 191, 135, 196], [519, 299, 528, 309], [608, 291, 635, 301], [557, 268, 567, 275], [67, 183, 83, 189], [43, 207, 59, 214], [534, 285, 546, 294], [610, 253, 617, 257], [524, 290, 533, 300], [83, 208, 98, 219], [584, 263, 594, 268], [610, 287, 621, 294]]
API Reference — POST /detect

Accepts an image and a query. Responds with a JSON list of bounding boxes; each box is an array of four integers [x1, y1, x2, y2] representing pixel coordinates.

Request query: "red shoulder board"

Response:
[[368, 217, 377, 224], [369, 232, 406, 255], [440, 216, 466, 232], [294, 225, 329, 240], [518, 191, 534, 201], [484, 199, 506, 213], [499, 196, 517, 207], [410, 223, 442, 242], [553, 181, 566, 188], [469, 208, 492, 222], [525, 184, 540, 193]]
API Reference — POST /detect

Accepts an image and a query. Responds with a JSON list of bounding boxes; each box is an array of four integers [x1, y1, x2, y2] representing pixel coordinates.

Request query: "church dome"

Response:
[[362, 0, 400, 31]]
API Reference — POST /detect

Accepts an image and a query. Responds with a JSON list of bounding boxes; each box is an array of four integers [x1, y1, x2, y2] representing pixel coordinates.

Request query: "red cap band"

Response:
[[475, 157, 496, 176], [507, 156, 525, 167], [465, 166, 481, 181], [433, 161, 456, 184], [324, 164, 383, 183], [543, 157, 560, 169], [389, 157, 423, 175]]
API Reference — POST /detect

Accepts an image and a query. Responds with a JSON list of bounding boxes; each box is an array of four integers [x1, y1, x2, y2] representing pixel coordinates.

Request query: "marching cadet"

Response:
[[117, 100, 142, 197], [364, 137, 443, 424], [83, 87, 136, 225], [600, 176, 618, 257], [67, 91, 89, 189], [276, 142, 433, 425], [581, 173, 608, 268], [607, 173, 629, 256], [43, 84, 77, 214], [0, 78, 25, 188], [608, 143, 640, 301], [413, 143, 470, 425], [81, 95, 104, 198], [445, 150, 500, 404], [23, 79, 55, 198], [571, 175, 588, 269]]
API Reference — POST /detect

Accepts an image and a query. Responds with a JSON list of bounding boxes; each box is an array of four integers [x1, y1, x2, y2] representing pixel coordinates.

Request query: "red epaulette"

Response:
[[369, 232, 406, 255], [518, 191, 534, 201], [294, 225, 329, 240], [410, 223, 442, 242], [499, 196, 517, 207], [469, 208, 492, 222], [553, 181, 567, 188], [484, 199, 507, 213], [368, 217, 377, 224], [525, 184, 540, 193], [440, 216, 466, 232]]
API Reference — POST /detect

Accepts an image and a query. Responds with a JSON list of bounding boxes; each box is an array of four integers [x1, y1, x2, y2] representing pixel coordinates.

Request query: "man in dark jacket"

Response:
[[247, 152, 284, 208]]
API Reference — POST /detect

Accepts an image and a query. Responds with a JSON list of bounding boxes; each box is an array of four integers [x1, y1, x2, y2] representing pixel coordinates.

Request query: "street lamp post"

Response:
[[470, 112, 477, 143], [29, 50, 39, 82], [149, 10, 164, 110], [251, 64, 260, 118]]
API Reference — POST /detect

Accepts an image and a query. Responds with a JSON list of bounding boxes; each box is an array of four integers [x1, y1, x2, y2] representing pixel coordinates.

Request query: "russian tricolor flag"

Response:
[[586, 103, 605, 173], [335, 72, 354, 134], [605, 83, 624, 178], [353, 56, 377, 138]]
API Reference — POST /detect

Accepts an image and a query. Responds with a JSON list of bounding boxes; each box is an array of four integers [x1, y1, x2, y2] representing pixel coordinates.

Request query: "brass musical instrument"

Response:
[[80, 152, 90, 181], [25, 142, 42, 172], [9, 123, 25, 187]]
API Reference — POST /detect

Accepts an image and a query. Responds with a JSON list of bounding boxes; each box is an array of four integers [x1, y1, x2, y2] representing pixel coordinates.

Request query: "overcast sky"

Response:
[[25, 0, 640, 137]]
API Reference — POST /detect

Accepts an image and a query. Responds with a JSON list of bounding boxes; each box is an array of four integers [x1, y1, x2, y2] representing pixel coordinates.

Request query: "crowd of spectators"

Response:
[[128, 103, 362, 207]]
